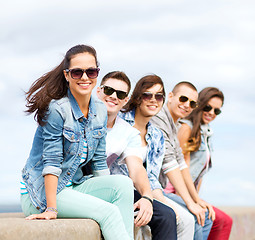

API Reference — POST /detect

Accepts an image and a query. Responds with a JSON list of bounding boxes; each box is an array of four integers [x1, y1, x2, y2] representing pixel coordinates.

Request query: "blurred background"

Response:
[[0, 0, 255, 211]]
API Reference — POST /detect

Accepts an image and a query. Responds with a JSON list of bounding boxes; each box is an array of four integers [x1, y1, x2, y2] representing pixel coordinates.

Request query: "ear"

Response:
[[96, 86, 101, 98], [124, 96, 129, 104], [63, 70, 68, 82], [167, 92, 174, 103]]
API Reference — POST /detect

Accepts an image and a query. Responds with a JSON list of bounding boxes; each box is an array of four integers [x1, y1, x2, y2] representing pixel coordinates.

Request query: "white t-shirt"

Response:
[[106, 116, 143, 172]]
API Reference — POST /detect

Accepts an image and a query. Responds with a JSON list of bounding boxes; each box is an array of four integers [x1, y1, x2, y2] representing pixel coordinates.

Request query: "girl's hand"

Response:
[[25, 211, 57, 220], [198, 199, 216, 221]]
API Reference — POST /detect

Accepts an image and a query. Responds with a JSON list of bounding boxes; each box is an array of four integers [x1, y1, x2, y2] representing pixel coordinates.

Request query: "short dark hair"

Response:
[[100, 71, 131, 94], [172, 81, 197, 94], [123, 74, 166, 112]]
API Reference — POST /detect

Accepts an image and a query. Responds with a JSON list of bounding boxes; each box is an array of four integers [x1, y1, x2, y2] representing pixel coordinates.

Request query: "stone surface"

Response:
[[0, 212, 102, 240], [1, 207, 255, 240]]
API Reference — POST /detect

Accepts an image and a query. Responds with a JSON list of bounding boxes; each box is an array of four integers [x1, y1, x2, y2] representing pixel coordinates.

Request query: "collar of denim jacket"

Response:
[[67, 89, 97, 121]]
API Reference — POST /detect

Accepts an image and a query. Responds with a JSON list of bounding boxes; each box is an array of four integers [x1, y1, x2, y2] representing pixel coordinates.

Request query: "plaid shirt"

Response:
[[119, 109, 164, 190]]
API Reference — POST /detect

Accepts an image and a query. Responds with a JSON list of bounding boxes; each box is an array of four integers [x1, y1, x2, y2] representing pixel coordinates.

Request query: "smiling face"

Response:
[[64, 52, 97, 101], [168, 85, 198, 122], [96, 78, 129, 116], [136, 83, 164, 118], [202, 97, 223, 124]]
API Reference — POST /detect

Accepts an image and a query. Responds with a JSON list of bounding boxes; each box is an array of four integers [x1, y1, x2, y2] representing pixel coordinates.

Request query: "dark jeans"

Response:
[[134, 190, 177, 240]]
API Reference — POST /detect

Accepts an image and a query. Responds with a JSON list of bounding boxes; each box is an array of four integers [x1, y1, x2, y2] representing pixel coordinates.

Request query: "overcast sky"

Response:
[[0, 0, 255, 206]]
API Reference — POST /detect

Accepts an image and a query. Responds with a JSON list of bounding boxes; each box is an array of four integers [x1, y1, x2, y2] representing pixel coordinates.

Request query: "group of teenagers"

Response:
[[20, 44, 233, 240]]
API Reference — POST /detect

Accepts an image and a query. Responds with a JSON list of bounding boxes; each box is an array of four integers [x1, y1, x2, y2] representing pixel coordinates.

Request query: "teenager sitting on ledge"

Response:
[[20, 45, 134, 240]]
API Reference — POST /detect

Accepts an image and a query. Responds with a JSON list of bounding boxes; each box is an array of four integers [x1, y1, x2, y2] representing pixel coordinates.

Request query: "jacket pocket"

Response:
[[63, 128, 80, 155], [92, 127, 107, 139]]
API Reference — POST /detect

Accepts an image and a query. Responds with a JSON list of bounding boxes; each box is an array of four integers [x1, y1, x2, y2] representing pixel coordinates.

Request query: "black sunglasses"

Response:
[[142, 92, 165, 102], [65, 68, 100, 79], [203, 105, 221, 115], [179, 95, 197, 109], [101, 85, 128, 100]]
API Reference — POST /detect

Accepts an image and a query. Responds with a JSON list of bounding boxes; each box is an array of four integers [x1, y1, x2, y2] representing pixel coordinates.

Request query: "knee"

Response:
[[161, 206, 177, 227], [112, 175, 133, 190], [224, 214, 233, 227], [182, 211, 195, 227], [111, 175, 134, 202]]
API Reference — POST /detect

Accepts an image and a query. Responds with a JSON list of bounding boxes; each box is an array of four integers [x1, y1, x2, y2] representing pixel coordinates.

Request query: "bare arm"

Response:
[[178, 123, 215, 220], [178, 123, 202, 202], [178, 123, 192, 166], [166, 169, 206, 225], [197, 179, 203, 192], [152, 189, 179, 221], [125, 156, 153, 227], [26, 174, 58, 220]]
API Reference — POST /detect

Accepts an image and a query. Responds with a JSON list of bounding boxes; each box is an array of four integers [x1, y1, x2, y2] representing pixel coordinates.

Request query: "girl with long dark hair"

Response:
[[21, 44, 134, 240], [178, 87, 233, 240]]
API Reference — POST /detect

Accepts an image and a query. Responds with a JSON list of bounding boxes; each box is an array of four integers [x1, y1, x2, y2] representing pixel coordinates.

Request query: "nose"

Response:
[[81, 72, 89, 80], [209, 108, 215, 115], [110, 91, 118, 99], [150, 95, 157, 103], [183, 100, 190, 108]]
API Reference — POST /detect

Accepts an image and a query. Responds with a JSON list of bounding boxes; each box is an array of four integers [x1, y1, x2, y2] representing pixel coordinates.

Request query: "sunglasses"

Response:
[[142, 92, 165, 102], [179, 95, 197, 109], [101, 85, 128, 100], [203, 105, 221, 115], [65, 68, 100, 79]]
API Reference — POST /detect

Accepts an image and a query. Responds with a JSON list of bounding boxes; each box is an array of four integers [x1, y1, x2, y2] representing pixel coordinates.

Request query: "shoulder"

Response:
[[148, 122, 164, 141], [47, 96, 70, 118], [118, 109, 135, 125], [91, 96, 107, 119], [114, 116, 140, 137], [151, 106, 169, 127], [49, 96, 70, 109], [179, 119, 193, 128]]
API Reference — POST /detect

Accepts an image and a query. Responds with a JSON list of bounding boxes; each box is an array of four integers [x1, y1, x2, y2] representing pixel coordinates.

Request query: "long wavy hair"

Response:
[[122, 74, 166, 112], [184, 87, 224, 153], [25, 44, 98, 126]]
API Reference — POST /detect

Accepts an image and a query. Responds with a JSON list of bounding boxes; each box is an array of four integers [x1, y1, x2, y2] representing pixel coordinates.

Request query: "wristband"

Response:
[[45, 207, 58, 215], [141, 196, 153, 205]]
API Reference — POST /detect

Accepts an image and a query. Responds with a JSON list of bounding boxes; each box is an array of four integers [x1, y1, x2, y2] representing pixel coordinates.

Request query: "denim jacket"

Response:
[[179, 119, 213, 184], [119, 109, 164, 190], [22, 90, 109, 212]]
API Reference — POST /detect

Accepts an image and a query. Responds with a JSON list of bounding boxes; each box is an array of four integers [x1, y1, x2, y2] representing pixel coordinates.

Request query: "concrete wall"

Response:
[[0, 207, 254, 240]]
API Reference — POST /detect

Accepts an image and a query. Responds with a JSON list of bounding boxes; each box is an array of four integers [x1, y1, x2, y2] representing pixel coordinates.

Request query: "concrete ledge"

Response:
[[0, 212, 101, 240], [1, 207, 255, 240]]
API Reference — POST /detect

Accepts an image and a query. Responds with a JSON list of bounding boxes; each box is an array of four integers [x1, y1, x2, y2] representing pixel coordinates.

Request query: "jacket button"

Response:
[[36, 206, 40, 210], [79, 118, 83, 122], [98, 131, 101, 136], [71, 135, 74, 140], [67, 172, 71, 175]]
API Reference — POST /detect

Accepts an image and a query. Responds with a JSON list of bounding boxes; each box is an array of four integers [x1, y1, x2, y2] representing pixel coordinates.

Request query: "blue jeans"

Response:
[[164, 193, 213, 240]]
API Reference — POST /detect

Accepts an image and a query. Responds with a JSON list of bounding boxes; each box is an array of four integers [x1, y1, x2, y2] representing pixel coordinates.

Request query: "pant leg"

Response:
[[164, 192, 213, 240], [134, 190, 177, 240], [21, 175, 134, 240], [208, 206, 233, 240], [72, 175, 134, 240], [164, 196, 195, 240]]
